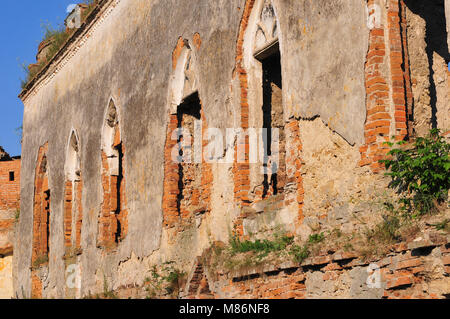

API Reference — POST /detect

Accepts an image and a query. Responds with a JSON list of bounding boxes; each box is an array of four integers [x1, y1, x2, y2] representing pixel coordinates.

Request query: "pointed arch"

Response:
[[169, 39, 199, 113], [233, 0, 304, 237], [63, 129, 83, 253], [162, 37, 212, 229], [234, 0, 285, 201], [31, 142, 50, 298], [98, 98, 128, 248], [253, 0, 281, 59], [65, 129, 81, 182]]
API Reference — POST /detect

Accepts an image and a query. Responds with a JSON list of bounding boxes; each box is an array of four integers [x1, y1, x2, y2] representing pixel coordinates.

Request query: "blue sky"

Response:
[[0, 0, 76, 157]]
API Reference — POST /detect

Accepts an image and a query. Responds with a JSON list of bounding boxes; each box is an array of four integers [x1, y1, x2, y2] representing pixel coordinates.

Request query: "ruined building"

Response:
[[13, 0, 450, 299], [0, 147, 20, 298]]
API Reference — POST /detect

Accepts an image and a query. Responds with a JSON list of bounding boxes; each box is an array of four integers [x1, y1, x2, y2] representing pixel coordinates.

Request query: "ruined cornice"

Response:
[[18, 0, 121, 103]]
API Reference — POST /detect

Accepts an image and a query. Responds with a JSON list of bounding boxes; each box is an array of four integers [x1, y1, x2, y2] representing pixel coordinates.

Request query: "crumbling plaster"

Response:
[[16, 0, 373, 298]]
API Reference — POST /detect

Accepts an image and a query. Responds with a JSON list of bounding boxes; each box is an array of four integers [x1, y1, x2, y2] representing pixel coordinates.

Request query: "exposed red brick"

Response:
[[0, 158, 21, 211], [172, 37, 186, 71], [31, 143, 50, 298], [360, 0, 413, 172], [98, 114, 127, 249], [396, 258, 422, 270], [193, 33, 202, 50], [162, 98, 211, 230]]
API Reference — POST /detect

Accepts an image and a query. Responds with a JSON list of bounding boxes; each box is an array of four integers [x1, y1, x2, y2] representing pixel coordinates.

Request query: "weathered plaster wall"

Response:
[[277, 0, 368, 145], [0, 256, 13, 299], [298, 118, 391, 240], [15, 0, 245, 298], [0, 210, 15, 299], [14, 0, 448, 299], [15, 0, 370, 298]]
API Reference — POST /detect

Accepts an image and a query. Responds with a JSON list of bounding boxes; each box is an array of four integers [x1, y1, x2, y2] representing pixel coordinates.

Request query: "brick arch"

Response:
[[31, 142, 50, 299], [162, 37, 212, 229], [97, 98, 128, 249], [232, 0, 305, 237]]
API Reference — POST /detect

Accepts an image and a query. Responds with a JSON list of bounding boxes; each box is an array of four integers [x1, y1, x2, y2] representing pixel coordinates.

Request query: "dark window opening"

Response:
[[176, 93, 202, 217], [260, 47, 285, 198], [44, 189, 51, 255], [9, 171, 14, 182], [114, 143, 124, 243], [403, 0, 450, 129]]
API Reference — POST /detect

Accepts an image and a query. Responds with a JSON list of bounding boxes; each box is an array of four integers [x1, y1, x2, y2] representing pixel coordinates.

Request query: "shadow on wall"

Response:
[[404, 0, 450, 128]]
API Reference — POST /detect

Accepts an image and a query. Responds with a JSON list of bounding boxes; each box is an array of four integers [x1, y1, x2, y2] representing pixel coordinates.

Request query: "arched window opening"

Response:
[[162, 39, 212, 228], [31, 143, 50, 298], [176, 92, 203, 220], [258, 45, 285, 197], [32, 146, 50, 263], [252, 0, 285, 199], [63, 131, 83, 255], [98, 99, 127, 249]]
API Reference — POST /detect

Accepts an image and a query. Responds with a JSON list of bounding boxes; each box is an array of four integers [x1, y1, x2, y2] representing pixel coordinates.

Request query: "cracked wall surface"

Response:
[[13, 0, 449, 299]]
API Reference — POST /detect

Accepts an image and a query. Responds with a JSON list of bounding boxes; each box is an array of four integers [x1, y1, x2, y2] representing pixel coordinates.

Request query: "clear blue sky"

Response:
[[0, 0, 77, 157]]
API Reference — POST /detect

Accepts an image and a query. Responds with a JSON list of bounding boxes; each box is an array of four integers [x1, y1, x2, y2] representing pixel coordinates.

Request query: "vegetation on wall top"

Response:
[[20, 0, 100, 90], [380, 129, 450, 217]]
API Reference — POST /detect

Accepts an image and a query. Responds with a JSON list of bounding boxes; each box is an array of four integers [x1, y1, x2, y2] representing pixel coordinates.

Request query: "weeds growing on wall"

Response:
[[101, 275, 118, 299], [20, 0, 100, 89], [430, 219, 450, 232], [226, 231, 326, 266], [230, 233, 294, 260], [289, 233, 325, 263], [380, 129, 450, 217], [144, 262, 185, 299], [31, 255, 49, 270]]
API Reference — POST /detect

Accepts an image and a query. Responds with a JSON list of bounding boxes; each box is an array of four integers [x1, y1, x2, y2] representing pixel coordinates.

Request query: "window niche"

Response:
[[63, 130, 83, 256], [162, 39, 211, 228], [250, 0, 286, 199], [32, 143, 50, 268], [98, 99, 127, 248], [175, 92, 203, 220]]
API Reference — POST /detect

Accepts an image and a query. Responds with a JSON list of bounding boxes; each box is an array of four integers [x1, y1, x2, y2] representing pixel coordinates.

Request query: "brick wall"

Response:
[[0, 158, 21, 212], [98, 129, 128, 249], [0, 152, 18, 299], [233, 0, 255, 210], [360, 0, 413, 172], [232, 0, 304, 238], [162, 40, 212, 230], [198, 238, 450, 299], [31, 143, 49, 299], [64, 179, 83, 252], [162, 108, 212, 230]]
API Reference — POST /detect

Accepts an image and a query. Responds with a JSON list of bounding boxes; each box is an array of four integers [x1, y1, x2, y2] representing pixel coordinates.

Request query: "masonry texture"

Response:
[[193, 235, 450, 299], [0, 147, 20, 298], [13, 0, 450, 299]]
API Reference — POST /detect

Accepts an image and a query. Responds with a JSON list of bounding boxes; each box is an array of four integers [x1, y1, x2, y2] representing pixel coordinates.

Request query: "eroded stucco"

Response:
[[16, 0, 442, 299]]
